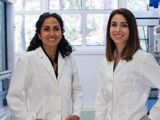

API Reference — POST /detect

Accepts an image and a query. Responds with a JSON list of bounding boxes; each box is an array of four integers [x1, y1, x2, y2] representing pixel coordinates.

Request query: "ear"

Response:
[[38, 33, 41, 40]]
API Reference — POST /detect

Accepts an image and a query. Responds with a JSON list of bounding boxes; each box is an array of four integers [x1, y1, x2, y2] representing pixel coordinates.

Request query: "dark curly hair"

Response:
[[27, 12, 73, 58]]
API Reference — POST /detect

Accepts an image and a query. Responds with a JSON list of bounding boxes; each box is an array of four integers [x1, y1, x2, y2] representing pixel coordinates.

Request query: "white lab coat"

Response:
[[7, 47, 83, 120], [95, 49, 160, 120]]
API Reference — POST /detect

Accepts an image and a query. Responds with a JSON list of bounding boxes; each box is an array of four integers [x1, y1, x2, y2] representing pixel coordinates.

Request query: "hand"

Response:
[[65, 115, 80, 120], [140, 115, 151, 120]]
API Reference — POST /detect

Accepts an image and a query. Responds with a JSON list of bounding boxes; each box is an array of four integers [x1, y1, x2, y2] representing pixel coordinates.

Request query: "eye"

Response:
[[52, 26, 60, 31], [42, 26, 50, 31], [121, 23, 128, 28], [111, 22, 117, 27]]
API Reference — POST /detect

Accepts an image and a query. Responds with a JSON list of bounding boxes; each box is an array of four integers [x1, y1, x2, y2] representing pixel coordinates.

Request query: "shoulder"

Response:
[[16, 50, 37, 65], [133, 49, 153, 60], [19, 50, 35, 60], [133, 49, 157, 65], [99, 56, 110, 71], [20, 47, 44, 60], [64, 53, 75, 61], [101, 56, 111, 65], [64, 54, 78, 72]]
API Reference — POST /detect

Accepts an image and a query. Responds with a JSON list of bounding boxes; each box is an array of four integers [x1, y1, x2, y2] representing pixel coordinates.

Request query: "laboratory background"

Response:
[[0, 0, 160, 119]]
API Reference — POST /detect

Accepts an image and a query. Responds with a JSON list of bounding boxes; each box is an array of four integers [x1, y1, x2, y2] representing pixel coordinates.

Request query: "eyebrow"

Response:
[[42, 25, 59, 27], [111, 21, 128, 24], [121, 22, 128, 24]]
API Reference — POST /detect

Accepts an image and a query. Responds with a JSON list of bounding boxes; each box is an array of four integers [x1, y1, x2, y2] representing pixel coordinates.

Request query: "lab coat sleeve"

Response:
[[140, 53, 160, 120], [71, 57, 83, 117], [7, 55, 36, 120], [95, 60, 108, 120]]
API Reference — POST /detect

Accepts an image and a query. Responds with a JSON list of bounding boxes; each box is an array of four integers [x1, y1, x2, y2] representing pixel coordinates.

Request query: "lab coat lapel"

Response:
[[35, 47, 57, 81], [58, 53, 65, 80], [108, 61, 114, 78], [114, 60, 127, 74]]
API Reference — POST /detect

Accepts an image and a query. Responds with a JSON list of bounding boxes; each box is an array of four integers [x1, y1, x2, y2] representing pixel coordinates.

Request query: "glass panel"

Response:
[[0, 1, 6, 71], [127, 0, 148, 11], [14, 0, 41, 11], [63, 0, 81, 9], [62, 14, 82, 45], [138, 26, 148, 51], [14, 0, 23, 11], [85, 0, 118, 9], [138, 26, 148, 39], [14, 15, 39, 52], [49, 0, 61, 10], [86, 14, 109, 45]]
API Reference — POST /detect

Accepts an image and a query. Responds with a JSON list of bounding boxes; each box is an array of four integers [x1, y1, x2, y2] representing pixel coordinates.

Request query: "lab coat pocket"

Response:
[[44, 96, 61, 118]]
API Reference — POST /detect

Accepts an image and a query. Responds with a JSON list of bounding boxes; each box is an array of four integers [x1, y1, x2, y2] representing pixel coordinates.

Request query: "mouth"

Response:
[[114, 34, 124, 38], [49, 38, 56, 41]]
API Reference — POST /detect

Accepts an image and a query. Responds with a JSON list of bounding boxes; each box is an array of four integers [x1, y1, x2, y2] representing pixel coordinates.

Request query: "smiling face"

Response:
[[38, 17, 62, 50], [110, 14, 129, 51]]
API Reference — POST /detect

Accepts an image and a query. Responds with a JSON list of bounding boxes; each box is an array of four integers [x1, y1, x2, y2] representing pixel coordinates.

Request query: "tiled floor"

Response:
[[81, 110, 94, 120]]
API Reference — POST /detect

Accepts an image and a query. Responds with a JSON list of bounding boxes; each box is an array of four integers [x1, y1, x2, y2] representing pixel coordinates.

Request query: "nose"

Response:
[[49, 29, 55, 36], [115, 25, 121, 31]]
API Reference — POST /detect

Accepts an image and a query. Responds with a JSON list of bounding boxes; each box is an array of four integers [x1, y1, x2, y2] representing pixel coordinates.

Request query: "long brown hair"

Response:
[[106, 8, 141, 61]]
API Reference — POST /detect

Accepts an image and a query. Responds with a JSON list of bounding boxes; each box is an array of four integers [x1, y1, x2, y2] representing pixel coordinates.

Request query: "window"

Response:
[[14, 0, 41, 11], [63, 14, 82, 45], [126, 0, 149, 11], [49, 0, 82, 10], [86, 14, 109, 45], [85, 0, 118, 9], [14, 0, 152, 53], [138, 26, 148, 51], [0, 0, 7, 71], [14, 15, 39, 52], [14, 0, 118, 52]]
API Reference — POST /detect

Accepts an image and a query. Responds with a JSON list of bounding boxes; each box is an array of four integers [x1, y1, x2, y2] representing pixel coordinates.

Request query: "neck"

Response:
[[115, 49, 121, 59], [42, 46, 57, 60], [115, 43, 126, 56]]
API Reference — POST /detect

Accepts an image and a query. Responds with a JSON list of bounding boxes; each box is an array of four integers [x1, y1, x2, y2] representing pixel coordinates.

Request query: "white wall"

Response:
[[73, 48, 105, 109]]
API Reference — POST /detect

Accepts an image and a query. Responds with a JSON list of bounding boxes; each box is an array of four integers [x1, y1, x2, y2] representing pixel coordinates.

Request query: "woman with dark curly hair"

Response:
[[7, 12, 83, 120]]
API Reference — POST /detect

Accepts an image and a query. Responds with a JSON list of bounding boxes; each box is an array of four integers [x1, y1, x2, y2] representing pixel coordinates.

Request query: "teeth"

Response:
[[115, 34, 123, 38], [49, 39, 55, 41]]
